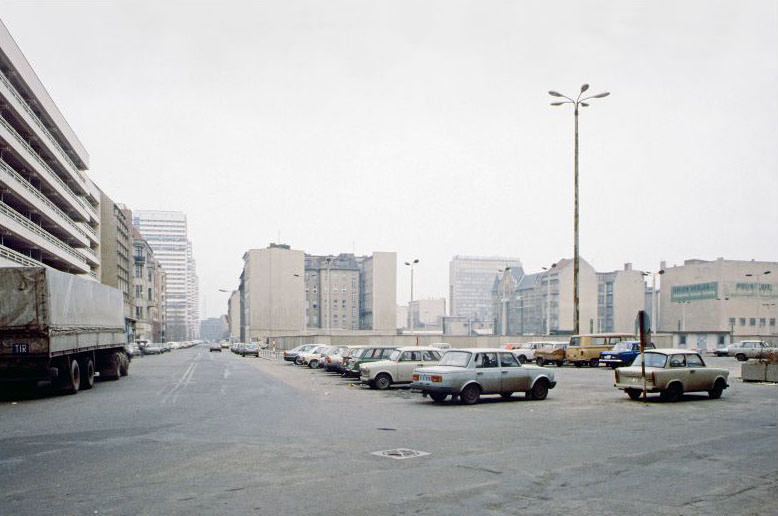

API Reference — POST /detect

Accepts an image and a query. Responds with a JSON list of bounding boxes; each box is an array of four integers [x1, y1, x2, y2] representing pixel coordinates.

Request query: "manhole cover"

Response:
[[371, 448, 430, 460]]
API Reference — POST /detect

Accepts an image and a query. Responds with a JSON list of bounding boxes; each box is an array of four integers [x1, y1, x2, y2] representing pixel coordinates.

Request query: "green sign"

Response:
[[671, 282, 718, 302], [734, 282, 775, 297]]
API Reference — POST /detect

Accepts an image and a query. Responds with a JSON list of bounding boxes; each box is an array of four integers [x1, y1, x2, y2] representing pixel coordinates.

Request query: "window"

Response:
[[729, 318, 736, 328], [760, 318, 766, 327], [422, 351, 438, 361], [750, 318, 756, 327], [474, 352, 498, 368], [771, 319, 776, 327], [739, 318, 746, 326], [686, 354, 704, 368], [679, 335, 687, 345], [669, 354, 686, 368], [499, 352, 519, 367]]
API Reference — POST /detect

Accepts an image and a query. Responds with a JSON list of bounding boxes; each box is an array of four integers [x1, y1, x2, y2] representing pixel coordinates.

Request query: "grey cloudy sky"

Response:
[[1, 0, 776, 318]]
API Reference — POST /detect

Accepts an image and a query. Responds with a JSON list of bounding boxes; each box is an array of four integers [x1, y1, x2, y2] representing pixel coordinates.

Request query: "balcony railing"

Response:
[[0, 243, 45, 267], [0, 158, 92, 244], [0, 201, 89, 268], [0, 114, 96, 220], [0, 70, 86, 183]]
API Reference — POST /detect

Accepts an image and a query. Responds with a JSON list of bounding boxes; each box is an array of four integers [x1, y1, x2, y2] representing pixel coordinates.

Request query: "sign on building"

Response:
[[671, 282, 718, 302]]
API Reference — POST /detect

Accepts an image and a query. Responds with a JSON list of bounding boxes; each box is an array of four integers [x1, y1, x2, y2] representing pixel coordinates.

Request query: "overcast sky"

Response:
[[1, 0, 776, 319]]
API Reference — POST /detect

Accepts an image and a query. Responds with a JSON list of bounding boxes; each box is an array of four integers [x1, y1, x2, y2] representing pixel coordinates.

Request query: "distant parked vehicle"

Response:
[[242, 343, 259, 357], [360, 347, 442, 389], [566, 333, 635, 367], [343, 346, 397, 377], [410, 348, 557, 404], [506, 342, 564, 364], [209, 342, 222, 352], [535, 343, 568, 367], [143, 344, 163, 355], [614, 349, 729, 401], [600, 340, 655, 369], [727, 340, 778, 361], [283, 344, 319, 363]]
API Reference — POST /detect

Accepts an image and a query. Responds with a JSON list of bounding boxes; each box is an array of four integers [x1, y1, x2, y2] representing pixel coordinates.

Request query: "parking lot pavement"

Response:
[[240, 354, 777, 515]]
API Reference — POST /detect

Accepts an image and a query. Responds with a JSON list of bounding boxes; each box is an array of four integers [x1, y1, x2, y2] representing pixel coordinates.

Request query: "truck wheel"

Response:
[[708, 379, 726, 399], [119, 353, 130, 376], [460, 384, 480, 405], [62, 358, 80, 394], [536, 357, 544, 366], [79, 357, 95, 390], [374, 373, 392, 390], [530, 380, 549, 401], [103, 352, 121, 380], [589, 358, 599, 368], [556, 361, 564, 367], [735, 353, 747, 362], [626, 388, 641, 400]]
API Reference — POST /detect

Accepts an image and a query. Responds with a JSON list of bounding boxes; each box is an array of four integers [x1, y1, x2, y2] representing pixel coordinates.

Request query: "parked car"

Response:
[[126, 342, 141, 358], [600, 340, 655, 369], [324, 346, 352, 372], [338, 346, 367, 374], [360, 347, 442, 389], [410, 348, 557, 404], [727, 340, 778, 361], [283, 344, 320, 363], [566, 333, 635, 367], [343, 346, 397, 377], [143, 343, 163, 355], [242, 343, 259, 357], [535, 343, 568, 367], [614, 349, 729, 401], [209, 342, 222, 352], [297, 345, 332, 367], [506, 341, 564, 364]]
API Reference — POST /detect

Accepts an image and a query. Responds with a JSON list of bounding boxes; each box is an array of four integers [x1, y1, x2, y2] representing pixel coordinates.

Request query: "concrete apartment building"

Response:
[[132, 226, 166, 342], [449, 256, 524, 331], [305, 253, 361, 330], [99, 194, 133, 322], [227, 289, 240, 340], [659, 258, 777, 341], [0, 21, 101, 277], [356, 252, 397, 332], [409, 298, 446, 329], [200, 316, 228, 341], [133, 210, 199, 341], [241, 244, 305, 341], [493, 258, 644, 336]]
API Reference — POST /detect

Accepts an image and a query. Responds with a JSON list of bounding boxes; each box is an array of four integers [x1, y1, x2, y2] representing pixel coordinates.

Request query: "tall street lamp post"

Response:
[[746, 270, 771, 337], [542, 264, 556, 335], [549, 84, 609, 334], [405, 259, 419, 329]]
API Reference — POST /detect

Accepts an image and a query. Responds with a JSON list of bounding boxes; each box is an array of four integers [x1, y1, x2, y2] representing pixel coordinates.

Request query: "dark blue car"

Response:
[[600, 340, 655, 369]]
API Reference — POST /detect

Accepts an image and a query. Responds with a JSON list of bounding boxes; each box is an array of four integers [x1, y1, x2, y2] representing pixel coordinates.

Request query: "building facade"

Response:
[[0, 21, 101, 277], [99, 195, 133, 318], [131, 226, 166, 342], [449, 256, 524, 331], [658, 258, 777, 340], [227, 290, 241, 340], [304, 254, 361, 330], [356, 252, 397, 332], [409, 298, 446, 329], [133, 210, 199, 341], [200, 316, 228, 341]]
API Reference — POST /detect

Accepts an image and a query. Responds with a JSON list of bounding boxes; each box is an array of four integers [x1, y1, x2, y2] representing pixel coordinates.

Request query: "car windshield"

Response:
[[612, 342, 636, 352], [632, 352, 668, 368], [438, 351, 471, 367]]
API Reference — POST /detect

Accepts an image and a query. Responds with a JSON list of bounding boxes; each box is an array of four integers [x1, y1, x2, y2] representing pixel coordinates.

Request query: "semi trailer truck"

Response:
[[0, 267, 130, 393]]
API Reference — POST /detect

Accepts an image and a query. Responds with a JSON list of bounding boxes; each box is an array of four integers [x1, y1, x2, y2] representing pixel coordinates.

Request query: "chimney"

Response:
[[624, 263, 632, 271]]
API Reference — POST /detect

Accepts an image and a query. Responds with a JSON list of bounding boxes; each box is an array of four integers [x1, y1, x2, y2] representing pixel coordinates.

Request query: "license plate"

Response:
[[12, 343, 29, 354], [420, 375, 431, 382]]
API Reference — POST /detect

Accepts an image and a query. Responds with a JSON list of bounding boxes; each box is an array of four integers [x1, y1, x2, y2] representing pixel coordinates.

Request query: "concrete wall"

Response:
[[369, 251, 397, 331]]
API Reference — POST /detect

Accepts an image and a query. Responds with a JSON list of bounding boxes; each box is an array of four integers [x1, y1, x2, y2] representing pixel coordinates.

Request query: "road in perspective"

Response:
[[1, 345, 775, 516]]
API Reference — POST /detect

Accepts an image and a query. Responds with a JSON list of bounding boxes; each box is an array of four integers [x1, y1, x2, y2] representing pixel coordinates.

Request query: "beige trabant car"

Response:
[[534, 342, 568, 367], [360, 347, 442, 390], [614, 349, 729, 401]]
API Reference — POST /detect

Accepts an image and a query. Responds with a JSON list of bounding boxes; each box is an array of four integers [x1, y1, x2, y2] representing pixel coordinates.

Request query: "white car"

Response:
[[297, 345, 332, 367], [360, 347, 442, 389]]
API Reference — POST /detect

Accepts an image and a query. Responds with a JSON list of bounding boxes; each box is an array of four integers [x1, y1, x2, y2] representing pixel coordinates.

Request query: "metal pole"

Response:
[[410, 264, 414, 329], [546, 269, 552, 335], [573, 105, 580, 335]]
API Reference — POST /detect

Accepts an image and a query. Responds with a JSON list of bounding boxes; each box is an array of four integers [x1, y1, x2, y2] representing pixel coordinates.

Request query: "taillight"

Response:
[[412, 374, 419, 381], [431, 375, 442, 383]]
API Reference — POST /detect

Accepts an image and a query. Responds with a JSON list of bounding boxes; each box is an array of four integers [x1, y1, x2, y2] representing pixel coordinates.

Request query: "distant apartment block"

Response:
[[227, 289, 240, 340], [305, 254, 360, 330], [449, 256, 524, 330], [200, 316, 228, 341], [409, 298, 446, 329], [356, 252, 397, 332], [133, 210, 199, 341], [0, 21, 101, 277], [132, 226, 166, 342], [99, 193, 133, 320]]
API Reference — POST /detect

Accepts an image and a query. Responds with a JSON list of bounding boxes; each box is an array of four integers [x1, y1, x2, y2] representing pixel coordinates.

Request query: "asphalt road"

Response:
[[1, 347, 776, 516]]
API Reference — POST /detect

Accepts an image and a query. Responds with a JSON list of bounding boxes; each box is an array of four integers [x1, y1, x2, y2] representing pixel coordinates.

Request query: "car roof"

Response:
[[394, 346, 444, 352], [447, 348, 506, 353], [646, 348, 703, 355]]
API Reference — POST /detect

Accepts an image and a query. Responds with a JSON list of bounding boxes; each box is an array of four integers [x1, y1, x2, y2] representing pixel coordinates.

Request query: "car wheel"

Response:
[[530, 380, 549, 401], [79, 357, 95, 390], [660, 382, 683, 402], [626, 388, 641, 401], [589, 358, 599, 368], [556, 361, 564, 367], [708, 379, 726, 399], [374, 373, 392, 390], [517, 355, 527, 364], [536, 357, 544, 366], [735, 353, 747, 362], [309, 359, 319, 369], [460, 384, 480, 405], [295, 357, 304, 365], [429, 392, 447, 403], [500, 392, 513, 400]]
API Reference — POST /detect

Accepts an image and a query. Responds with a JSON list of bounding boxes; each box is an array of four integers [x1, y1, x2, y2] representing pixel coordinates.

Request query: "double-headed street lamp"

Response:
[[549, 84, 609, 334], [405, 259, 419, 329]]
